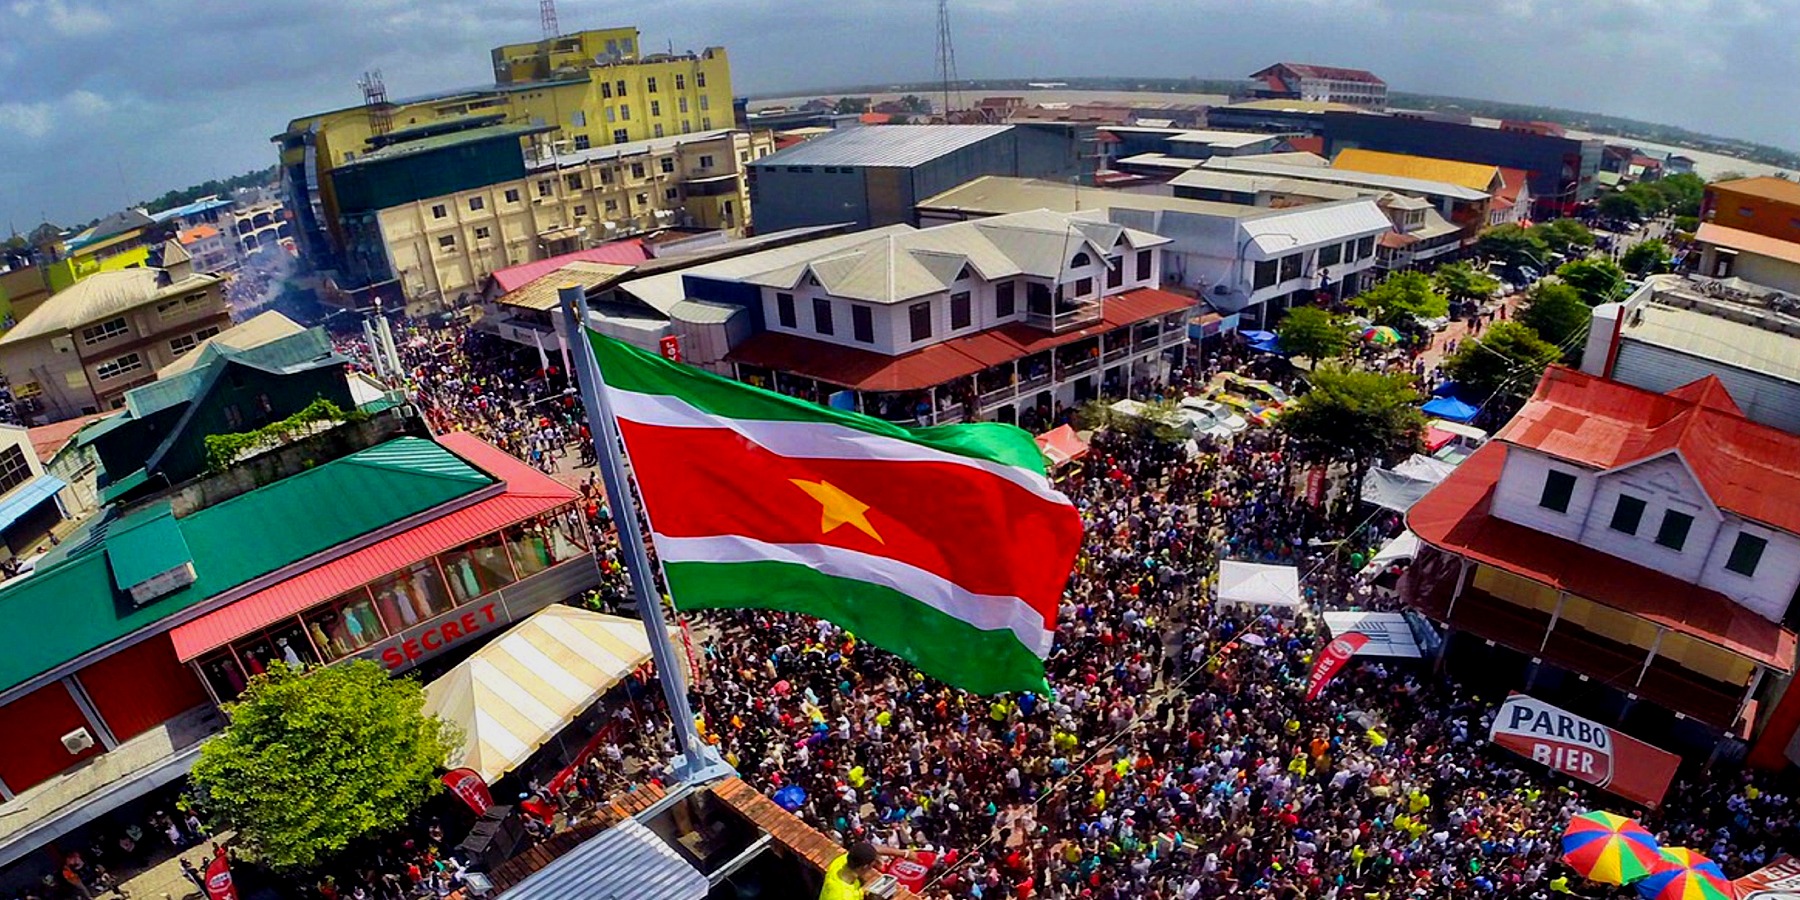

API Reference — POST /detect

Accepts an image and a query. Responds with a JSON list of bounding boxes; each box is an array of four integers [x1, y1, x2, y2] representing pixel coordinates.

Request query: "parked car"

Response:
[[1178, 396, 1250, 434]]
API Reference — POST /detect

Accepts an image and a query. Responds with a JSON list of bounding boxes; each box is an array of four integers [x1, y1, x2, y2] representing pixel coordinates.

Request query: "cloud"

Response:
[[0, 101, 53, 139], [9, 0, 112, 37]]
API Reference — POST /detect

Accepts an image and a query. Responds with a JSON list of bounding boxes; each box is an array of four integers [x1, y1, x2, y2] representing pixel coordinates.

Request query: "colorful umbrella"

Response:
[[1362, 325, 1401, 344], [1561, 811, 1664, 885], [1635, 847, 1733, 900]]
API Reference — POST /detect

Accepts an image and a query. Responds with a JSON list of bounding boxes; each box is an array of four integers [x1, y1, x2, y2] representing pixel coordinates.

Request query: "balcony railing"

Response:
[[978, 385, 1017, 407], [1024, 301, 1103, 333], [1059, 356, 1100, 378], [1102, 345, 1130, 363], [1018, 373, 1052, 393]]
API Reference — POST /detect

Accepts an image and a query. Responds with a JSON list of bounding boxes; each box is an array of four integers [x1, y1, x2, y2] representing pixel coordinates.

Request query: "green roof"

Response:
[[100, 468, 151, 504], [0, 437, 493, 694], [104, 505, 192, 590], [335, 123, 553, 170]]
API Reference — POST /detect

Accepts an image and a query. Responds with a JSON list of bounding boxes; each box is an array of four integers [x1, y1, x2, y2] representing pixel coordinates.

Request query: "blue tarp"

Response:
[[1431, 381, 1463, 398], [1421, 396, 1480, 423], [0, 474, 65, 533], [1242, 330, 1282, 354]]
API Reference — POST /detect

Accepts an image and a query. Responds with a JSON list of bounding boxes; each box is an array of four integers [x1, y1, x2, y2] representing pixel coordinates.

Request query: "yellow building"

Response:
[[275, 25, 735, 273], [360, 129, 773, 313], [45, 210, 159, 293]]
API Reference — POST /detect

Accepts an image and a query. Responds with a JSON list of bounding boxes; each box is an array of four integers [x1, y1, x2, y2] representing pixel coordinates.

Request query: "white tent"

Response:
[[424, 606, 679, 783], [1216, 561, 1304, 610], [1359, 530, 1420, 576]]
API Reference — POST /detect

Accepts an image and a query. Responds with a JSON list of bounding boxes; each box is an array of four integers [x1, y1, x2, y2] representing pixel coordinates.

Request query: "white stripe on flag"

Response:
[[606, 385, 1067, 507], [652, 533, 1056, 658]]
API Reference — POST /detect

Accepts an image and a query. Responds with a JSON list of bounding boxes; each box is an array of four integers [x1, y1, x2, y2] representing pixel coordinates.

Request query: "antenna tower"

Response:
[[358, 70, 393, 137], [540, 0, 559, 38], [934, 0, 961, 118]]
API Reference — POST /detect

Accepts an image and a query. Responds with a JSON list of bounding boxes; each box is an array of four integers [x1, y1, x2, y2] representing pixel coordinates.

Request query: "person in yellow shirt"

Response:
[[821, 842, 914, 900]]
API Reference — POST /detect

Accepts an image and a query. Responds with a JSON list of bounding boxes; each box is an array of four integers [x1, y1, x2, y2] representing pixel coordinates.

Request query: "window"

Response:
[[81, 317, 128, 346], [615, 80, 627, 97], [620, 106, 630, 121], [650, 101, 661, 117], [996, 281, 1016, 317], [1136, 249, 1152, 281], [699, 154, 715, 168], [631, 162, 646, 179], [1253, 259, 1279, 290], [303, 588, 390, 661], [439, 533, 518, 603], [1342, 240, 1356, 262], [474, 226, 490, 240], [605, 199, 619, 213], [599, 168, 614, 184], [1075, 277, 1094, 296], [637, 192, 649, 206], [660, 157, 675, 174], [565, 174, 582, 191], [950, 292, 972, 329], [606, 106, 616, 122], [1319, 242, 1343, 267], [196, 325, 220, 341], [504, 188, 521, 203], [437, 234, 456, 251], [537, 179, 554, 198], [468, 196, 484, 211], [1655, 510, 1694, 551], [1279, 254, 1302, 283], [170, 334, 199, 356], [1609, 494, 1646, 535], [571, 110, 586, 127], [647, 77, 658, 93], [909, 302, 932, 342], [813, 298, 835, 335], [654, 124, 664, 138], [675, 74, 686, 90], [776, 293, 797, 328], [613, 128, 629, 144], [701, 94, 711, 110], [1071, 251, 1091, 267], [1538, 470, 1575, 513], [679, 97, 689, 114], [0, 445, 30, 495], [573, 135, 591, 150], [601, 81, 612, 99], [852, 305, 874, 343], [664, 187, 678, 202], [696, 71, 706, 87], [1357, 235, 1376, 259], [1107, 261, 1123, 289], [431, 204, 447, 219], [573, 205, 588, 218], [95, 353, 143, 381], [1727, 532, 1768, 576]]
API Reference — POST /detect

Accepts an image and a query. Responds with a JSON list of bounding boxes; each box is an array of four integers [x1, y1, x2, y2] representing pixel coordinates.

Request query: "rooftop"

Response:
[[0, 267, 223, 346], [752, 124, 1015, 168], [1619, 280, 1800, 386], [1332, 148, 1502, 193], [1160, 168, 1366, 202], [150, 197, 235, 224], [1711, 176, 1800, 206], [156, 310, 306, 377], [1164, 130, 1286, 149], [334, 122, 554, 170], [28, 413, 115, 464], [527, 128, 735, 171], [1496, 366, 1800, 537], [500, 261, 639, 311], [1190, 156, 1490, 201], [1223, 99, 1363, 113], [918, 175, 1260, 219], [1253, 62, 1387, 86], [490, 239, 651, 294], [1697, 222, 1800, 268]]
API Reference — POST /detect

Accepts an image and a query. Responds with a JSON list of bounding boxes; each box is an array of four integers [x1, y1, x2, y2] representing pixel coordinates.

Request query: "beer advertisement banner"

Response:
[[1488, 693, 1680, 808], [1736, 854, 1800, 900]]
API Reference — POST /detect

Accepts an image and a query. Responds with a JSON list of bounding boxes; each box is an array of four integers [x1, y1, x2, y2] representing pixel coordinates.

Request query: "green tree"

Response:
[[1555, 257, 1629, 305], [1475, 223, 1551, 270], [1598, 191, 1647, 221], [1348, 270, 1448, 328], [1277, 364, 1424, 464], [1443, 321, 1563, 405], [1621, 238, 1672, 275], [1673, 215, 1700, 234], [1530, 219, 1595, 255], [1516, 283, 1590, 359], [1432, 261, 1501, 306], [192, 661, 460, 871], [834, 97, 871, 114], [1655, 173, 1705, 217], [1275, 306, 1354, 369]]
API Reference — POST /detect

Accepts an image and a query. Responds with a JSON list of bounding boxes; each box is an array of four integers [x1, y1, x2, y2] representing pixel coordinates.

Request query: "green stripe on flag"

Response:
[[663, 559, 1050, 695], [588, 329, 1048, 477]]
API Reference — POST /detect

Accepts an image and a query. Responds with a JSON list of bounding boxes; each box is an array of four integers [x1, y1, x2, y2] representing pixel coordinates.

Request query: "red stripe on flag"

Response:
[[619, 420, 1078, 622]]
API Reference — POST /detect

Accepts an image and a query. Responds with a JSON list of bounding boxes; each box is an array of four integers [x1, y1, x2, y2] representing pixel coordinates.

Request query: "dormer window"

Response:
[[1538, 470, 1575, 513], [1655, 510, 1693, 551], [1070, 252, 1092, 268]]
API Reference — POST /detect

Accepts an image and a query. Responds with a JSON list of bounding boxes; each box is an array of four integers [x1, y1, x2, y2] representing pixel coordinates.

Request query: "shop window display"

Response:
[[504, 510, 590, 577], [232, 620, 317, 677], [369, 560, 457, 627], [303, 587, 388, 660], [198, 650, 249, 700], [439, 533, 517, 603]]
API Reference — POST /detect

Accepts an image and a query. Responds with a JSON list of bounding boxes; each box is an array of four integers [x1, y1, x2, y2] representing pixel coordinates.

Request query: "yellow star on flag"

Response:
[[789, 478, 884, 543]]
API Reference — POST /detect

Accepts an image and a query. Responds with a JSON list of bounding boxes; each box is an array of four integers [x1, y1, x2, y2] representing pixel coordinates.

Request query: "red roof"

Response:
[[1284, 136, 1325, 155], [1495, 167, 1531, 203], [1253, 63, 1386, 86], [1496, 367, 1800, 534], [29, 412, 115, 463], [860, 113, 894, 126], [1408, 442, 1797, 670], [167, 434, 579, 661], [489, 240, 650, 294], [726, 287, 1195, 393]]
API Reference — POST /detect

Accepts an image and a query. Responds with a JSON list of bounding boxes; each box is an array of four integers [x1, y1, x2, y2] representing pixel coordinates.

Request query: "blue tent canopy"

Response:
[[1242, 330, 1282, 354], [1421, 395, 1480, 423], [1431, 381, 1464, 398]]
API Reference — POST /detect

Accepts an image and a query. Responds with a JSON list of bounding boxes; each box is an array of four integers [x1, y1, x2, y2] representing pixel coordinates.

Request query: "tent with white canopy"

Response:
[[424, 605, 682, 783], [1216, 561, 1303, 611]]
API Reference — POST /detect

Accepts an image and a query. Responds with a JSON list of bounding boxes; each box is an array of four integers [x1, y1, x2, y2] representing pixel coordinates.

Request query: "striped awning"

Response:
[[423, 606, 675, 783]]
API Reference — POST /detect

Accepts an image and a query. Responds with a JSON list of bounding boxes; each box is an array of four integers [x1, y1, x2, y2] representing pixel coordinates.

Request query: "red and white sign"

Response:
[[1736, 855, 1800, 900], [659, 335, 682, 363], [1488, 693, 1679, 809], [1304, 467, 1326, 508], [203, 847, 237, 900], [441, 767, 494, 816], [1304, 632, 1369, 700], [882, 851, 938, 894]]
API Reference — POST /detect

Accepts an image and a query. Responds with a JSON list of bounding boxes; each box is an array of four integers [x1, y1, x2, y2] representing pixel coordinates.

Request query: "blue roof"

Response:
[[1421, 395, 1480, 423], [150, 197, 235, 223], [0, 474, 65, 533]]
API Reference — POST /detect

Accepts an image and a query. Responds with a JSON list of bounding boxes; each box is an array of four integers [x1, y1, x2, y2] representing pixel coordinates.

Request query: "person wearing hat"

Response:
[[821, 840, 914, 900]]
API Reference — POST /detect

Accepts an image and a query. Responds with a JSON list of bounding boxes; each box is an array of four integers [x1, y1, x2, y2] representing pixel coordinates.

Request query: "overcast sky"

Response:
[[1, 0, 1793, 227]]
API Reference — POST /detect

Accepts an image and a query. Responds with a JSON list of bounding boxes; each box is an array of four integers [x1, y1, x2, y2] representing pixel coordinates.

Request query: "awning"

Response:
[[1359, 530, 1420, 575], [0, 474, 65, 532], [1216, 561, 1302, 609], [1036, 425, 1089, 468], [1322, 611, 1422, 658], [499, 818, 707, 900], [424, 606, 679, 783], [1421, 395, 1479, 423]]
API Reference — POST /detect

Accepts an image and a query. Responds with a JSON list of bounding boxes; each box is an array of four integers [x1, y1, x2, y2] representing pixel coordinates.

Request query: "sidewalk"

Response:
[[116, 833, 233, 900]]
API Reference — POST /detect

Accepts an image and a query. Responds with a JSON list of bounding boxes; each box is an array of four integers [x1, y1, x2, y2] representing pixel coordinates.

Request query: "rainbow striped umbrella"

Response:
[[1561, 811, 1664, 885], [1636, 847, 1733, 900], [1362, 325, 1402, 345]]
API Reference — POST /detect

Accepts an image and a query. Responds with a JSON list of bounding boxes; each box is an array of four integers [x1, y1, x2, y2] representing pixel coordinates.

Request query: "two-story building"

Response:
[[1406, 366, 1800, 758], [0, 243, 230, 424], [720, 210, 1191, 428]]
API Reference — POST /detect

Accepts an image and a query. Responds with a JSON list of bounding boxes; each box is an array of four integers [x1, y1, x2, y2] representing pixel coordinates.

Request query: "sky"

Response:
[[1, 0, 1794, 227]]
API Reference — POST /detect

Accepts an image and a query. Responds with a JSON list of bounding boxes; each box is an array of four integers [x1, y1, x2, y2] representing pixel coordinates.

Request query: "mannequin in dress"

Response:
[[278, 637, 303, 668]]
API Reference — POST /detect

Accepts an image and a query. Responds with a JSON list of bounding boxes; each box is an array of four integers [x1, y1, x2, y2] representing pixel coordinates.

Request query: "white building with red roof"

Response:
[[1405, 365, 1800, 761], [1249, 63, 1387, 111]]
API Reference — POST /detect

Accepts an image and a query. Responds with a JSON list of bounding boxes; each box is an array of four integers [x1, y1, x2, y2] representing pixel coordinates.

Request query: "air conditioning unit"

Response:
[[62, 728, 95, 754]]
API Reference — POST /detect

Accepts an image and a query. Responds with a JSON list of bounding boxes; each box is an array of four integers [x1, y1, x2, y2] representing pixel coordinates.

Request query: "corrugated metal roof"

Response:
[[1332, 148, 1501, 193], [753, 124, 1013, 168], [103, 503, 191, 589], [500, 819, 706, 900], [157, 311, 307, 377], [666, 299, 741, 325], [1623, 299, 1800, 384], [1165, 130, 1282, 148], [500, 262, 638, 311], [1191, 158, 1489, 201], [527, 129, 734, 172], [917, 176, 1256, 219], [0, 474, 66, 532], [167, 433, 576, 660], [334, 123, 552, 170], [1696, 222, 1800, 267], [491, 240, 651, 294], [1238, 199, 1395, 255], [0, 269, 224, 345], [619, 226, 915, 315]]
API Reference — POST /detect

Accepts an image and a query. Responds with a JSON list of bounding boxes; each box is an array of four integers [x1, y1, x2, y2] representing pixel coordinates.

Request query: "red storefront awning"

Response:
[[168, 434, 578, 662]]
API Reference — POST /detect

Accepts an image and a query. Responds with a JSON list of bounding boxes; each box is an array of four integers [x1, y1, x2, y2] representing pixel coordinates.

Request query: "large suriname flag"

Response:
[[588, 330, 1083, 694]]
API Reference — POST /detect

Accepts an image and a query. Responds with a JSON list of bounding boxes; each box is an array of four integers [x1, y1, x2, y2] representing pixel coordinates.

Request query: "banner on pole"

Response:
[[1487, 693, 1679, 808], [1305, 631, 1369, 700], [441, 767, 494, 815], [1305, 467, 1327, 508], [1736, 855, 1800, 900], [658, 335, 682, 363], [203, 847, 238, 900]]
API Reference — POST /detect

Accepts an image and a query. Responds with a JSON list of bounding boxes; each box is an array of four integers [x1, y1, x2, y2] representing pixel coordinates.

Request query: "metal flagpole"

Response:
[[557, 285, 731, 783]]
